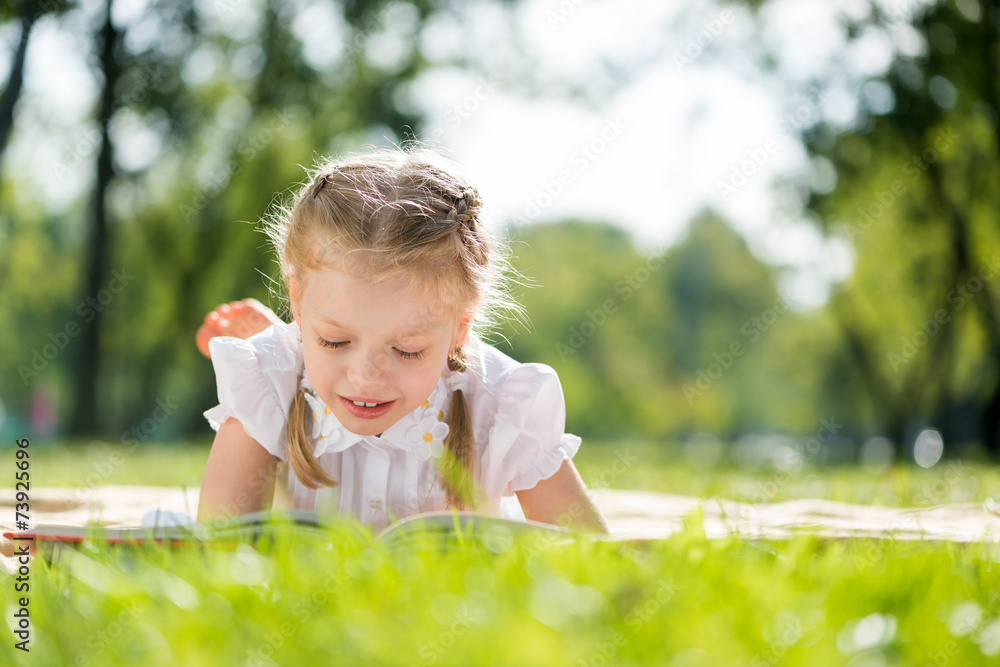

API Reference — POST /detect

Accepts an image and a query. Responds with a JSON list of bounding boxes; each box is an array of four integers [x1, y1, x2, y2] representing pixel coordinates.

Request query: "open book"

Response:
[[4, 509, 596, 557]]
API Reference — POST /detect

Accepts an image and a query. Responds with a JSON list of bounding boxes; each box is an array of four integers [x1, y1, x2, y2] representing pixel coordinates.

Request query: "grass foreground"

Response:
[[3, 512, 1000, 666], [3, 439, 1000, 665]]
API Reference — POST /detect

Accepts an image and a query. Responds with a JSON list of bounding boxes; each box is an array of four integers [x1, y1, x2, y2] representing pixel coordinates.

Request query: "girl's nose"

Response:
[[347, 347, 389, 388]]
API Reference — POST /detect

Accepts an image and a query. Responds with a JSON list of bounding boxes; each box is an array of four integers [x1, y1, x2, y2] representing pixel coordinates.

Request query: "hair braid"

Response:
[[438, 342, 480, 509], [447, 188, 489, 266], [434, 188, 487, 509], [287, 388, 338, 489]]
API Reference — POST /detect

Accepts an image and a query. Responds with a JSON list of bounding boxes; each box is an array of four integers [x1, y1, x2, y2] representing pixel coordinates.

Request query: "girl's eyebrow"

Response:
[[316, 314, 434, 339], [317, 315, 346, 328]]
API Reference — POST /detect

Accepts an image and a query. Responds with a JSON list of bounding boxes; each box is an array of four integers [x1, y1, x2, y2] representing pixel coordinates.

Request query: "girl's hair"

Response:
[[264, 146, 517, 509]]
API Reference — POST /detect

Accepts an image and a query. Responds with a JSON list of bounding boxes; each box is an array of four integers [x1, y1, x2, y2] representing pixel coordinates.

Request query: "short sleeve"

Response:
[[478, 362, 581, 498], [202, 322, 301, 461]]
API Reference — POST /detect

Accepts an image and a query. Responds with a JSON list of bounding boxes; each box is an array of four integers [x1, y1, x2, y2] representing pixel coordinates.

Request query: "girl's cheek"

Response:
[[304, 348, 337, 384], [413, 367, 445, 402], [315, 355, 341, 382]]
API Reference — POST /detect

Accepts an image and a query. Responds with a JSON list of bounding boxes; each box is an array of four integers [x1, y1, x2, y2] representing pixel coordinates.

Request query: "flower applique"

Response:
[[303, 391, 341, 454], [406, 409, 449, 461]]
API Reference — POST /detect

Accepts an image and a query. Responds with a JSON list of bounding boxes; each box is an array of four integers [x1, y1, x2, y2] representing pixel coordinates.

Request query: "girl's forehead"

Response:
[[302, 266, 464, 333]]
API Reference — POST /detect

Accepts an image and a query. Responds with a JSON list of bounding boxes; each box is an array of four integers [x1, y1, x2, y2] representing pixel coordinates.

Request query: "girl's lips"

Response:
[[339, 396, 396, 420]]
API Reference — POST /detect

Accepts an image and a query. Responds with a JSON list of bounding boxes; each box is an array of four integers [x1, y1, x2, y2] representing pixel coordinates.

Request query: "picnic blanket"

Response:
[[3, 485, 999, 548]]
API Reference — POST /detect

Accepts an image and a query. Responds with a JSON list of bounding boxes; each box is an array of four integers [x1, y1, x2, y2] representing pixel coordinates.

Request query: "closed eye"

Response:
[[319, 338, 421, 359]]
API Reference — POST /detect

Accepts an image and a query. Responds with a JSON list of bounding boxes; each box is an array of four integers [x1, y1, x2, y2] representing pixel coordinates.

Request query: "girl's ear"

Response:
[[454, 312, 472, 348]]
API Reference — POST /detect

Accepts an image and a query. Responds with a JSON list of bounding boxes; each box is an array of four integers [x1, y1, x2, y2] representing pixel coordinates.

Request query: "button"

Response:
[[369, 497, 383, 510]]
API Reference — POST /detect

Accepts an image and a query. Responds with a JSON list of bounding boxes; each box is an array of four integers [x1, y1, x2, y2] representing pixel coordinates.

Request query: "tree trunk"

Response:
[[69, 0, 121, 436], [0, 0, 42, 178], [984, 352, 1000, 459], [972, 0, 1000, 460]]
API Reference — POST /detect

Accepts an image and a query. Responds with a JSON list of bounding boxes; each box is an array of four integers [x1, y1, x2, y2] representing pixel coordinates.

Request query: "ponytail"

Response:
[[287, 388, 338, 490], [438, 345, 481, 510]]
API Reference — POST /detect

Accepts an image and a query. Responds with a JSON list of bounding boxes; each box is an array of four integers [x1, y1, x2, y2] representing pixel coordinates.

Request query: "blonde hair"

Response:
[[264, 146, 517, 509]]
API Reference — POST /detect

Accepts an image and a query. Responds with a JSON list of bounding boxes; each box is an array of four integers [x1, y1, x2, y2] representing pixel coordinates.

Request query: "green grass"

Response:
[[4, 439, 1000, 664], [3, 439, 211, 490], [3, 514, 1000, 665], [575, 440, 1000, 507]]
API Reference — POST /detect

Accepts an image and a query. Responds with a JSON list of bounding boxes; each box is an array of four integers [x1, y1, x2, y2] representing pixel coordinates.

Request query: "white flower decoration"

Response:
[[406, 415, 449, 460], [415, 439, 444, 461], [303, 391, 339, 446]]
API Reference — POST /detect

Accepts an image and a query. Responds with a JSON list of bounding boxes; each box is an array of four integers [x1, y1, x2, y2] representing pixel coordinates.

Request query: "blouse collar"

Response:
[[298, 366, 461, 461]]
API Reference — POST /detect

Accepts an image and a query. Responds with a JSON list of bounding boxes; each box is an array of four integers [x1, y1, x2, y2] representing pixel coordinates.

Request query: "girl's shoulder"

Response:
[[456, 337, 566, 418], [203, 320, 303, 459], [461, 337, 560, 394], [459, 338, 580, 500], [207, 319, 302, 386]]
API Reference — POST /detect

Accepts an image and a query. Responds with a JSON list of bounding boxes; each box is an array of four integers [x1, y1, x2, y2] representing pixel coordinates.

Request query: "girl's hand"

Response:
[[198, 417, 280, 522], [516, 459, 610, 534]]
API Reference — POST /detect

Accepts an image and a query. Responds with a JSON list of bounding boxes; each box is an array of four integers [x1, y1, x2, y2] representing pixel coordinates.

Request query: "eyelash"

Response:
[[317, 338, 423, 360]]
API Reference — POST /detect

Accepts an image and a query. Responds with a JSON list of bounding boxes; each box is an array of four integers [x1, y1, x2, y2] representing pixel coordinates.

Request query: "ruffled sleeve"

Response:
[[202, 321, 301, 461], [477, 360, 581, 499]]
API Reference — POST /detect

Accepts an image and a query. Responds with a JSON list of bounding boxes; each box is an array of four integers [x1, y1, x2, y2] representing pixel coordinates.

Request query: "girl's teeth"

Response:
[[352, 400, 379, 407]]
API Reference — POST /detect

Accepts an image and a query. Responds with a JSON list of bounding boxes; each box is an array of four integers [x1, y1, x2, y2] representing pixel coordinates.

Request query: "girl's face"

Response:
[[291, 267, 469, 437]]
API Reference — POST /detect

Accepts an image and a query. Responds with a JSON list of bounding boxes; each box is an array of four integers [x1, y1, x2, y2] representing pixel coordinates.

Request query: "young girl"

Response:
[[197, 147, 608, 534]]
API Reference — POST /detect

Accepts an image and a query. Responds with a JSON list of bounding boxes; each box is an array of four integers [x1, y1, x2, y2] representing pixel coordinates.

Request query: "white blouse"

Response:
[[203, 320, 581, 531]]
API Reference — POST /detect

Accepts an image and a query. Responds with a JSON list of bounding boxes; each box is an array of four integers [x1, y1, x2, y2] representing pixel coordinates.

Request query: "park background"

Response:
[[1, 0, 999, 474], [6, 2, 1000, 665]]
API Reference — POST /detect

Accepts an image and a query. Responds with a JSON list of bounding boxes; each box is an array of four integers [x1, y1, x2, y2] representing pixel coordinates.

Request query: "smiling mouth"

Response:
[[339, 396, 396, 419]]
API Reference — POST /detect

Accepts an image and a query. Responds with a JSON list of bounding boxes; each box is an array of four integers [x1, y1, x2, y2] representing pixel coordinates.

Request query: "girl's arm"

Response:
[[516, 458, 610, 534], [198, 417, 280, 522]]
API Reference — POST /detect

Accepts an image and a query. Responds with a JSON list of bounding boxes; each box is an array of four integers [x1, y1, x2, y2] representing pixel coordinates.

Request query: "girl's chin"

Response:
[[333, 404, 400, 436], [340, 421, 387, 437]]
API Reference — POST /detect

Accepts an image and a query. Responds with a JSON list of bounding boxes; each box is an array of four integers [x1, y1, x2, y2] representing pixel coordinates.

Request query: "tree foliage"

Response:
[[797, 0, 1000, 454], [496, 216, 840, 440], [2, 0, 997, 462]]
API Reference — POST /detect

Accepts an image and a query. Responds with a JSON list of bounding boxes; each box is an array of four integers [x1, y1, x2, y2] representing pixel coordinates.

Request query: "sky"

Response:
[[2, 0, 936, 309], [402, 0, 928, 308]]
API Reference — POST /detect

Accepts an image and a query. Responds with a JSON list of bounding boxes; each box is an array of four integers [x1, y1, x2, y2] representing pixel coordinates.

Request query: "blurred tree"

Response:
[[0, 0, 39, 169], [497, 216, 836, 440], [496, 220, 667, 437], [0, 0, 73, 179], [71, 0, 122, 434], [665, 213, 832, 437], [796, 0, 1000, 456], [2, 0, 511, 439]]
